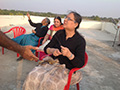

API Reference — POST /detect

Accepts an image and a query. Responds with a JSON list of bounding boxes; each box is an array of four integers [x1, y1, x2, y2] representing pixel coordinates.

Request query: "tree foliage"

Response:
[[0, 9, 119, 23]]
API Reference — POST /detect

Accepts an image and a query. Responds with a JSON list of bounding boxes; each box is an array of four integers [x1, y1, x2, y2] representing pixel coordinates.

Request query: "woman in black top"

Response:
[[27, 13, 50, 38], [12, 13, 50, 60], [44, 11, 86, 70], [12, 13, 50, 50]]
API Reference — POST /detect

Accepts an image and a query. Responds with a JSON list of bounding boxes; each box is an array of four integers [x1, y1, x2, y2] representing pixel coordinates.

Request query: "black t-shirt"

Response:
[[44, 29, 86, 70], [28, 20, 48, 37]]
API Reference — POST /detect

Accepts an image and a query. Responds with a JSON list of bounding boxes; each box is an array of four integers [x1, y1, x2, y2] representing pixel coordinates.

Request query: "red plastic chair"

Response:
[[2, 26, 26, 57], [64, 52, 88, 90]]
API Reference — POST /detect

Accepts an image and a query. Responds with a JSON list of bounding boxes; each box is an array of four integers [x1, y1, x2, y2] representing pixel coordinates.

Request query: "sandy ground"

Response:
[[0, 23, 120, 90]]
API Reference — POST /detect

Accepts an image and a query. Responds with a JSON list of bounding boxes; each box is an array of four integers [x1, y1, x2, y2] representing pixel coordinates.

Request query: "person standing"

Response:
[[117, 20, 120, 46]]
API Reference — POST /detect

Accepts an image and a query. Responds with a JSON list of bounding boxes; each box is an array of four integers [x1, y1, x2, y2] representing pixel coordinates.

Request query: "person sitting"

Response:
[[38, 16, 64, 50], [44, 11, 86, 70], [23, 11, 86, 90], [12, 13, 50, 61]]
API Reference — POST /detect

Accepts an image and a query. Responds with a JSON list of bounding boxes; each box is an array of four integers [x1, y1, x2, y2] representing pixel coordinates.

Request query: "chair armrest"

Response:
[[36, 50, 52, 61], [41, 54, 51, 60], [38, 37, 44, 47]]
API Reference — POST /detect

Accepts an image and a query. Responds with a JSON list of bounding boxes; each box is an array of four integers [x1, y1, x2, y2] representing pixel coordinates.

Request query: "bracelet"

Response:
[[68, 53, 73, 59]]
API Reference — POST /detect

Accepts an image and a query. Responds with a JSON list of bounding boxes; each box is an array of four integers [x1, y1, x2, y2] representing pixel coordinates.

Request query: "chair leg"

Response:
[[36, 51, 38, 57], [17, 53, 19, 57], [76, 83, 80, 90], [2, 47, 4, 54]]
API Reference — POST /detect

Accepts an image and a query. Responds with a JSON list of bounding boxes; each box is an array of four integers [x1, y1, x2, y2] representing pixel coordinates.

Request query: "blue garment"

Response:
[[12, 33, 39, 53]]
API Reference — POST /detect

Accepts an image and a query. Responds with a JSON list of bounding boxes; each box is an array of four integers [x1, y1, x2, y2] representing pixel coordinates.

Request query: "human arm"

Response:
[[70, 38, 86, 68], [46, 47, 62, 56], [0, 31, 39, 61], [61, 46, 75, 60], [60, 38, 86, 68], [42, 34, 50, 44], [27, 12, 38, 27], [44, 32, 62, 56], [42, 26, 53, 44], [32, 29, 36, 34], [27, 12, 31, 20], [45, 37, 85, 68], [45, 30, 86, 69]]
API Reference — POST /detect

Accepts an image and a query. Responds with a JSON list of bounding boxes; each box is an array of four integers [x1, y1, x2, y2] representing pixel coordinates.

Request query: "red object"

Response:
[[64, 52, 88, 90], [35, 37, 44, 57], [35, 50, 51, 62], [38, 50, 47, 60], [35, 36, 52, 57], [2, 26, 26, 57]]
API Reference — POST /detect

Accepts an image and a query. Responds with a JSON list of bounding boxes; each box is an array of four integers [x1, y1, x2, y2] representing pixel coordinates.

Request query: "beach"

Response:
[[0, 15, 120, 90]]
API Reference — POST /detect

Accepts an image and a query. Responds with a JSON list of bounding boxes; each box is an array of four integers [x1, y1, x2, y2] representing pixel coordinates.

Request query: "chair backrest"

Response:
[[4, 26, 26, 38], [38, 35, 52, 47], [82, 52, 88, 68]]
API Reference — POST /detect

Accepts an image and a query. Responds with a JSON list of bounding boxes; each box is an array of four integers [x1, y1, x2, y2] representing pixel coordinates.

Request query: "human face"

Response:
[[54, 19, 61, 27], [63, 13, 78, 30], [41, 18, 47, 25]]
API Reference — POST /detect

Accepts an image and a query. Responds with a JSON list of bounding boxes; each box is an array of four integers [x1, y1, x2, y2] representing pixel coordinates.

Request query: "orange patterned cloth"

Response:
[[49, 25, 64, 31]]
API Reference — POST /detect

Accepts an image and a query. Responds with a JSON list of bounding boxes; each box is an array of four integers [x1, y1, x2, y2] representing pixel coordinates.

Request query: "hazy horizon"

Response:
[[0, 0, 120, 18]]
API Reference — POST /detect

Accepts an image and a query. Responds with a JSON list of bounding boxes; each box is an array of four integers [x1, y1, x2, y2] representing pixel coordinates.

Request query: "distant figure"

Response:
[[38, 16, 64, 50], [0, 31, 39, 61], [12, 13, 50, 61], [23, 11, 86, 90], [117, 20, 120, 46]]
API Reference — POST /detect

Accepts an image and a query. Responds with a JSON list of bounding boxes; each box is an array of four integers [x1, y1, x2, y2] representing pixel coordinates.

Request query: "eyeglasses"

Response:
[[64, 16, 76, 23]]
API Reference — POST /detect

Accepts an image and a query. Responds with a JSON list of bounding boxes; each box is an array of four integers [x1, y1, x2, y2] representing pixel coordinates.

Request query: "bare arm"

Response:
[[27, 12, 38, 27], [42, 34, 49, 44], [27, 12, 31, 20], [32, 29, 36, 34], [0, 31, 39, 61]]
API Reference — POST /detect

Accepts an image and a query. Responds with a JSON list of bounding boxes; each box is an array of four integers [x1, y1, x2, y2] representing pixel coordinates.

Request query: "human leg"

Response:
[[12, 34, 25, 44]]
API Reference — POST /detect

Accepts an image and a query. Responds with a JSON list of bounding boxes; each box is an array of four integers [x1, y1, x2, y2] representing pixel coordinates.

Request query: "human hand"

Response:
[[27, 12, 30, 20], [21, 45, 39, 61], [61, 46, 72, 58], [51, 48, 62, 57], [32, 29, 36, 33]]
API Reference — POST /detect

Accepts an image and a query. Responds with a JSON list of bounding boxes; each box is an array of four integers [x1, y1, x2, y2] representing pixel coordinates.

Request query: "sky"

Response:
[[0, 0, 120, 18]]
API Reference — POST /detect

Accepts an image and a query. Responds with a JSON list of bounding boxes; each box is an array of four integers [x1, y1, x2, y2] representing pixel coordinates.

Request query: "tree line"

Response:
[[0, 9, 119, 24], [0, 9, 66, 18]]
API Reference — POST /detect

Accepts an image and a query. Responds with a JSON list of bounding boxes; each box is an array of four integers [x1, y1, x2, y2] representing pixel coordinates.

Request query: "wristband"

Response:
[[68, 53, 73, 59]]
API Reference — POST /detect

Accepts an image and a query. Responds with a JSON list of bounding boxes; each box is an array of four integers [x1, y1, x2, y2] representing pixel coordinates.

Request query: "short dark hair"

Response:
[[46, 18, 50, 26], [69, 11, 82, 30]]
